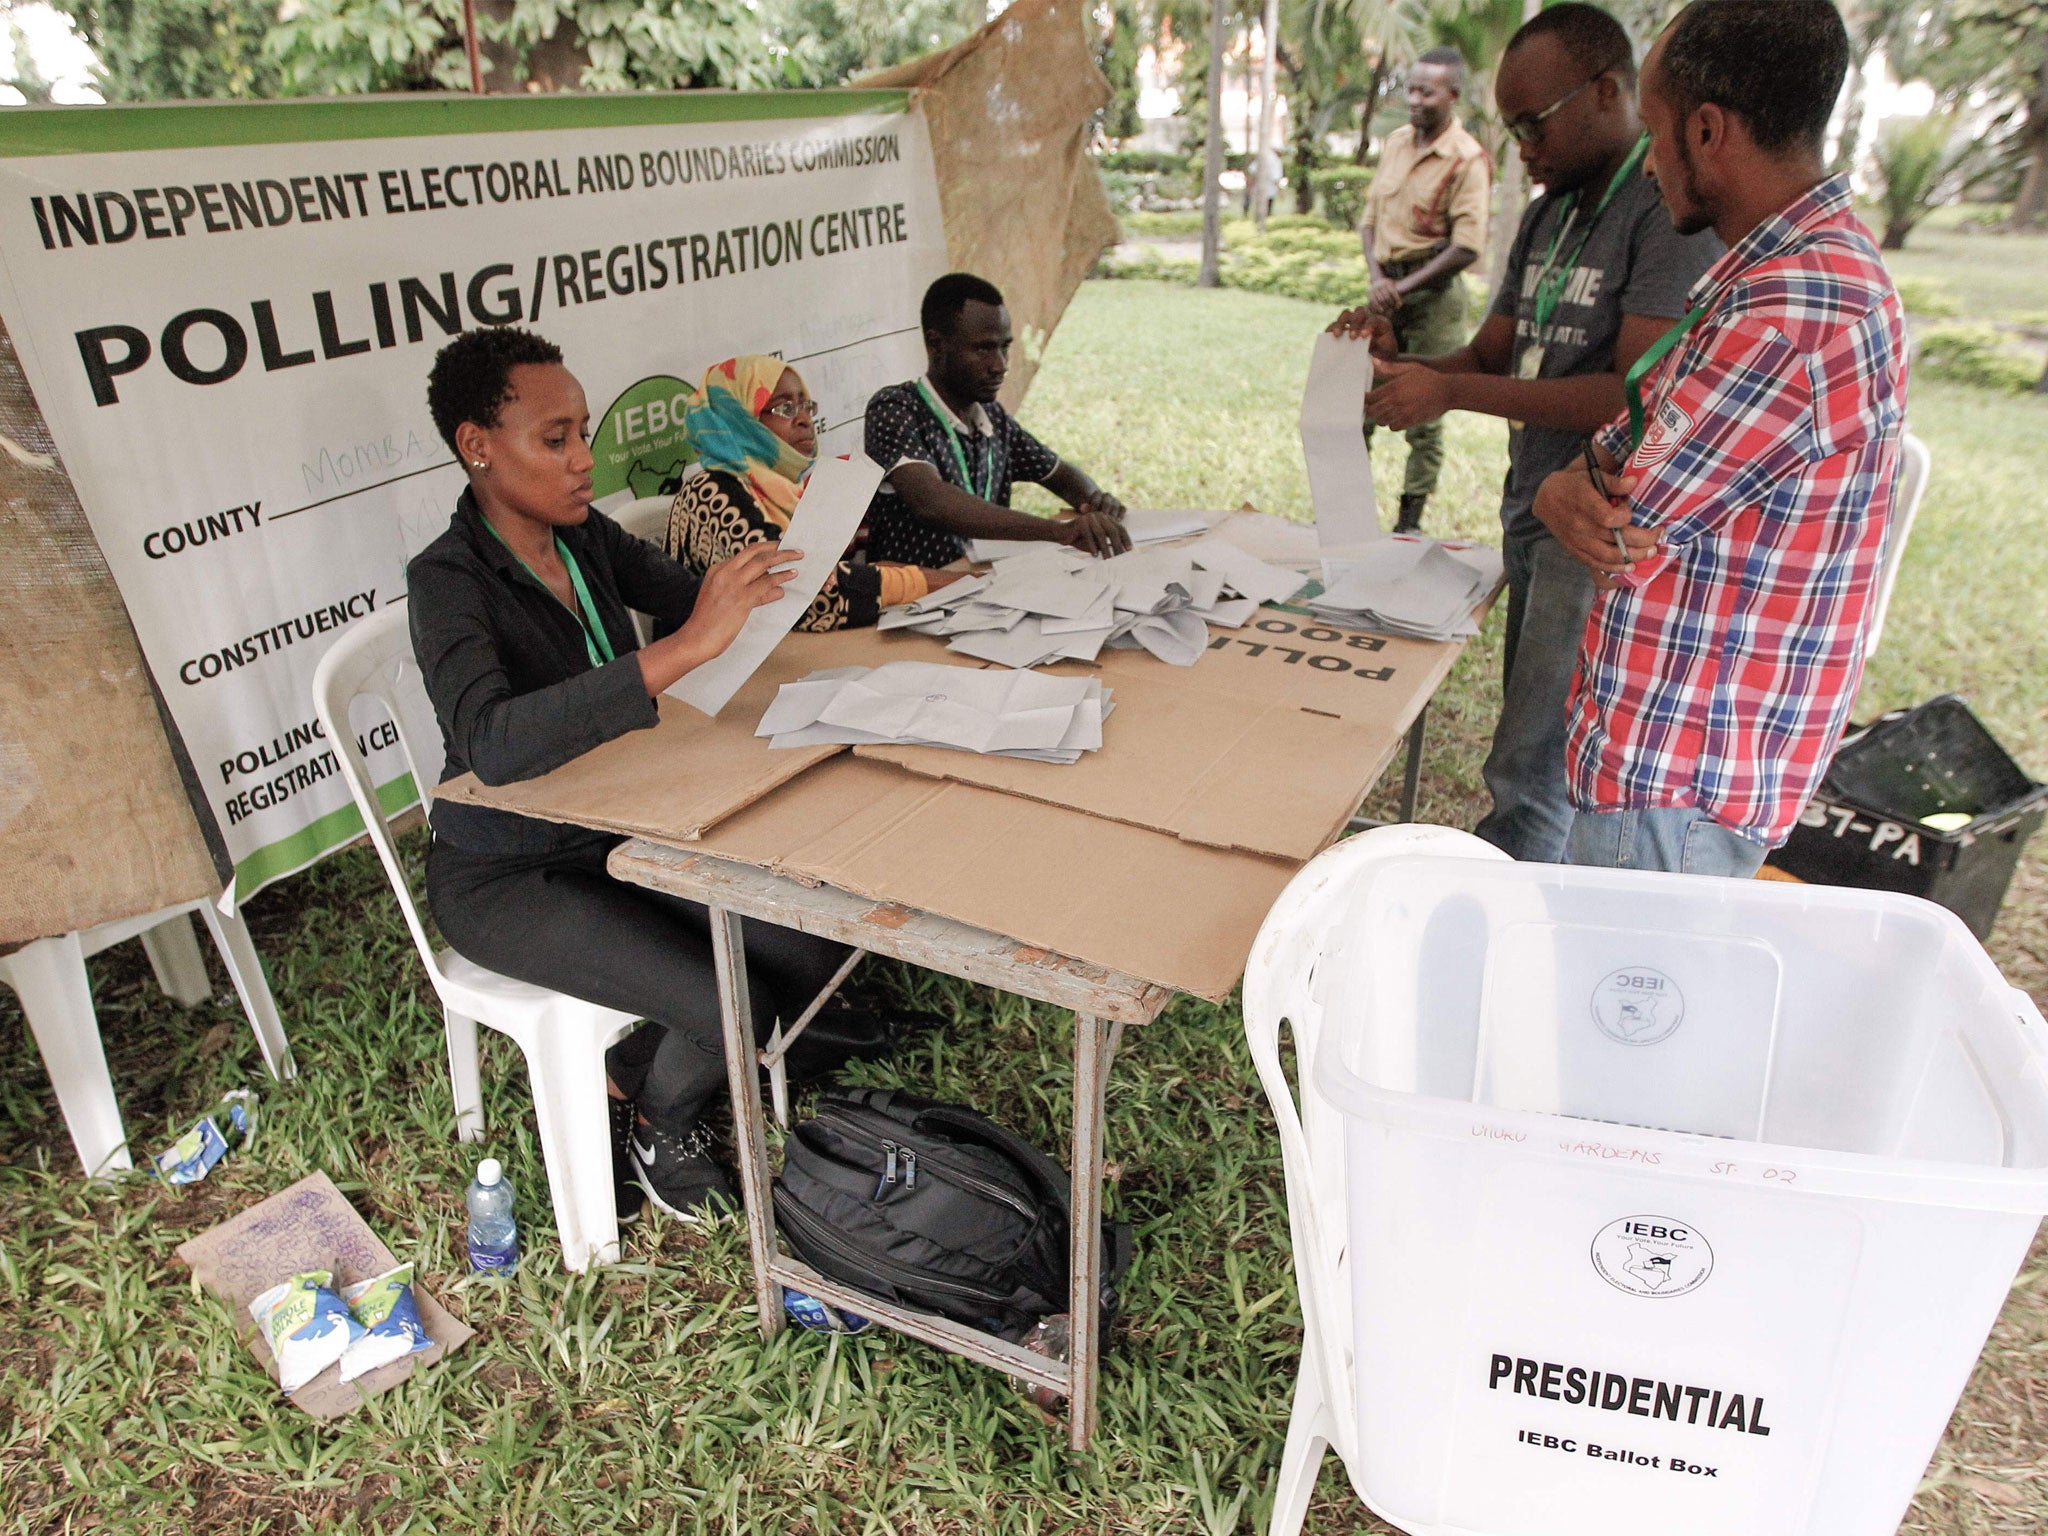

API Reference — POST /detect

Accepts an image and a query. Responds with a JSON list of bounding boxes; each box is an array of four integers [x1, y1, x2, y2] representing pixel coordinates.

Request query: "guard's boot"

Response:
[[1394, 493, 1427, 534]]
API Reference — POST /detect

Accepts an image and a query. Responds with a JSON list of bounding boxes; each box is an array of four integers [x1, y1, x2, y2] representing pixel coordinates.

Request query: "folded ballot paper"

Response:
[[1305, 537, 1504, 641], [879, 538, 1305, 670], [758, 663, 1112, 764], [962, 509, 1213, 564]]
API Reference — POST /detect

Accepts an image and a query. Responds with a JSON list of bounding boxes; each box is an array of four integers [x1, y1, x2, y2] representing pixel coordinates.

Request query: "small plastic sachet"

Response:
[[337, 1263, 433, 1381], [152, 1088, 258, 1186], [248, 1270, 362, 1393]]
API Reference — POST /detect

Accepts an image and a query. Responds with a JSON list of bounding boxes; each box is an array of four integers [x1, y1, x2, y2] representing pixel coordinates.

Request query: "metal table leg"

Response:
[[1067, 1009, 1124, 1452], [1347, 703, 1431, 834], [1398, 704, 1427, 824], [711, 908, 783, 1340]]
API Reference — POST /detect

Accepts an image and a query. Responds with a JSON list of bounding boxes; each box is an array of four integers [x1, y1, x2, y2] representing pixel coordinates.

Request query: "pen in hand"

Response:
[[1582, 441, 1630, 568]]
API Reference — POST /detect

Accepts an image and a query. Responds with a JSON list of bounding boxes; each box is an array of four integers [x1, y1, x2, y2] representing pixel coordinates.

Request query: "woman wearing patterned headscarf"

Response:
[[667, 356, 960, 630]]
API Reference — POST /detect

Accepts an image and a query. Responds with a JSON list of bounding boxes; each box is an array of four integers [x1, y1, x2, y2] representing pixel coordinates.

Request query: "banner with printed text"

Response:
[[0, 91, 947, 903]]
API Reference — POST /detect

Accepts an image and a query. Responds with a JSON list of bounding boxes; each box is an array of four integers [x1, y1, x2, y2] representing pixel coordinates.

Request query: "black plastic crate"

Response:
[[1768, 695, 2048, 940]]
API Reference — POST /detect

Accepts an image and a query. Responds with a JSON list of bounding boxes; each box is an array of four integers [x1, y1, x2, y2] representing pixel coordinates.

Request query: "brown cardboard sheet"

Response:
[[430, 626, 951, 840], [856, 576, 1467, 860], [175, 1171, 474, 1422], [855, 664, 1381, 860], [687, 755, 1294, 1002]]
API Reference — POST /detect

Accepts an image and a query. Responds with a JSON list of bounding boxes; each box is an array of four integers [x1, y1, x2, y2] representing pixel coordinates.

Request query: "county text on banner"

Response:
[[0, 91, 948, 905]]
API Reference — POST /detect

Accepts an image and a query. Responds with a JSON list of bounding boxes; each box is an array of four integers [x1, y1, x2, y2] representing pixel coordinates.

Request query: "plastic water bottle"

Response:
[[465, 1158, 519, 1274]]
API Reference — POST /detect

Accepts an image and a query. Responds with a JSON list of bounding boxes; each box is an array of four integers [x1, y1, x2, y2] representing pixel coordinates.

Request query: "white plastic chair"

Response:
[[1241, 824, 1510, 1536], [610, 493, 679, 646], [312, 605, 639, 1271], [3, 901, 293, 1177], [1864, 430, 1929, 661]]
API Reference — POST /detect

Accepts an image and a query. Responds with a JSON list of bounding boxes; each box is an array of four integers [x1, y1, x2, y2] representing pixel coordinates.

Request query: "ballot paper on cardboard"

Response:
[[433, 627, 961, 837], [962, 511, 1216, 563], [175, 1171, 472, 1422], [678, 754, 1298, 1002], [1300, 334, 1383, 570], [761, 662, 1109, 762], [1307, 537, 1502, 639], [1183, 539, 1309, 607], [664, 454, 885, 716]]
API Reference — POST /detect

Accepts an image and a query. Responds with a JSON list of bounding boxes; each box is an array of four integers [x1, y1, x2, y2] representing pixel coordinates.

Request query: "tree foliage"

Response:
[[66, 0, 282, 101], [53, 0, 980, 99]]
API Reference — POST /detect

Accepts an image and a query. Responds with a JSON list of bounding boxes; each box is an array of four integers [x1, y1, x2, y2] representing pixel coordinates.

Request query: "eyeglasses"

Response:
[[1504, 61, 1624, 146], [762, 396, 817, 422]]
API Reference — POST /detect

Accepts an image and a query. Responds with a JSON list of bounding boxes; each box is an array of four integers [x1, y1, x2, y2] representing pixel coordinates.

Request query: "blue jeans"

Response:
[[1565, 805, 1769, 878], [1474, 527, 1597, 863]]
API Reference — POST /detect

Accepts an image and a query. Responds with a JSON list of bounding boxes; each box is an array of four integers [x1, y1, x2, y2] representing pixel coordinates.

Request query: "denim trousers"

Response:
[[1474, 527, 1597, 863], [1564, 804, 1770, 878]]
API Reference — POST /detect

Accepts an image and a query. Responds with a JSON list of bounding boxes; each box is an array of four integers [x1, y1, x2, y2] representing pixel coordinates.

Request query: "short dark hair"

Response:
[[921, 272, 1006, 336], [1415, 45, 1467, 91], [1507, 3, 1636, 86], [1656, 0, 1848, 154], [426, 327, 564, 457]]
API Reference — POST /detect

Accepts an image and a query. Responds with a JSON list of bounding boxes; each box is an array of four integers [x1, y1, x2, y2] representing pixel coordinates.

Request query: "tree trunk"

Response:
[[1353, 56, 1387, 165], [2015, 52, 2048, 229], [1199, 0, 1229, 286], [1834, 55, 1865, 177], [1881, 219, 1912, 250], [1253, 0, 1280, 230], [1484, 0, 1545, 290]]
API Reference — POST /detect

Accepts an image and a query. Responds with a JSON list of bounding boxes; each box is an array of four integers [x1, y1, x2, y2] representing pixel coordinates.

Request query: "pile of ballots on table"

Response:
[[757, 662, 1111, 764], [962, 509, 1213, 563], [878, 537, 1308, 671], [1305, 535, 1504, 643]]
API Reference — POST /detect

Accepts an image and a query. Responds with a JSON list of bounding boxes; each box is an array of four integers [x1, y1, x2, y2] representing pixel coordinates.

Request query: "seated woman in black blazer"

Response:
[[409, 325, 846, 1222]]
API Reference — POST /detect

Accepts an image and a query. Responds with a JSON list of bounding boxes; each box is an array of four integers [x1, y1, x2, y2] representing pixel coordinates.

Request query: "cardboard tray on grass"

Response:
[[175, 1171, 473, 1422]]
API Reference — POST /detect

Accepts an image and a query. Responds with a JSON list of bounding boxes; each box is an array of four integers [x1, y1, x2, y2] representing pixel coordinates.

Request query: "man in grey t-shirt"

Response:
[[1333, 3, 1721, 861]]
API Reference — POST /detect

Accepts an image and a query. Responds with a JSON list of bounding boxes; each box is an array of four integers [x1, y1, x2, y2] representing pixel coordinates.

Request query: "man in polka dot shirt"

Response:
[[862, 272, 1131, 567]]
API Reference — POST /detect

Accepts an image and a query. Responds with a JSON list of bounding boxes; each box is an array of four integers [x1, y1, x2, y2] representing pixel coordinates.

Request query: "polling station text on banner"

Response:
[[0, 93, 948, 902]]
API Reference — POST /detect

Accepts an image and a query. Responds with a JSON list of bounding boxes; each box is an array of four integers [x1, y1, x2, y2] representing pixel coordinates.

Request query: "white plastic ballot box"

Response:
[[1306, 849, 2048, 1536]]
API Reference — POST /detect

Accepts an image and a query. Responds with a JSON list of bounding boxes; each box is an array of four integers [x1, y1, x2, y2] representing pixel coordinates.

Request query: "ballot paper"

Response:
[[1304, 537, 1504, 641], [664, 455, 886, 715], [962, 510, 1214, 564], [759, 662, 1112, 763], [879, 540, 1307, 669], [1299, 333, 1383, 573]]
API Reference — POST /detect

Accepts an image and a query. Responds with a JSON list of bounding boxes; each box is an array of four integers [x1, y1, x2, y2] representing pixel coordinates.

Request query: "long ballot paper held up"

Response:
[[1300, 333, 1382, 575], [664, 455, 886, 716]]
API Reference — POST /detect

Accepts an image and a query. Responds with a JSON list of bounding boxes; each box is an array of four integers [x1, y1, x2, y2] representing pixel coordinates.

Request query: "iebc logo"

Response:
[[1590, 966, 1684, 1046], [1591, 1215, 1714, 1298]]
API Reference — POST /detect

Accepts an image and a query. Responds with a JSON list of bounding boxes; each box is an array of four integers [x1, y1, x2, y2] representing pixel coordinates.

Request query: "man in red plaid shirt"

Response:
[[1534, 0, 1905, 877]]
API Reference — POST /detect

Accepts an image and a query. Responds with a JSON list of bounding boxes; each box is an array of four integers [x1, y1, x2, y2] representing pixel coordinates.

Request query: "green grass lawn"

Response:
[[3, 279, 2047, 1535], [1874, 205, 2048, 327]]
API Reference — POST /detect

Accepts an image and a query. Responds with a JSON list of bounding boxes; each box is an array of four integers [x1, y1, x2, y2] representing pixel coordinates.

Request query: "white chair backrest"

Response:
[[608, 494, 679, 645], [1241, 824, 1510, 1470], [610, 494, 675, 547], [311, 604, 448, 985], [1865, 430, 1930, 661]]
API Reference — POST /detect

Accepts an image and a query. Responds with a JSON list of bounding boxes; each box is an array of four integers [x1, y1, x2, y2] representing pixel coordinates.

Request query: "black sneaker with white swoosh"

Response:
[[629, 1119, 737, 1221]]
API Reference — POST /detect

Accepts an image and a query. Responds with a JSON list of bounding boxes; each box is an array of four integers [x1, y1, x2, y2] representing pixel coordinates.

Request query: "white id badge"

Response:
[[1509, 344, 1545, 433]]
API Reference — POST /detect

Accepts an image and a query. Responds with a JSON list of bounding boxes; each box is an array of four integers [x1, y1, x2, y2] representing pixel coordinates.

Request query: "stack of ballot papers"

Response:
[[878, 539, 1307, 669], [757, 663, 1112, 764], [1306, 537, 1505, 641], [963, 509, 1213, 564]]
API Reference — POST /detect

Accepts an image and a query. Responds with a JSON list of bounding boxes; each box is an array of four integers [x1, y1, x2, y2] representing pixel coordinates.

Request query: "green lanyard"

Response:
[[916, 379, 993, 501], [1529, 135, 1649, 334], [1624, 300, 1712, 452], [484, 518, 616, 668]]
